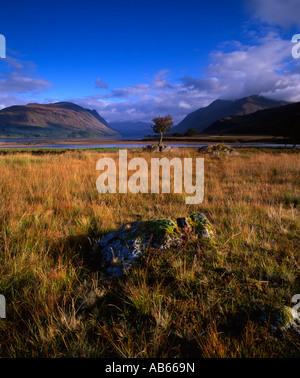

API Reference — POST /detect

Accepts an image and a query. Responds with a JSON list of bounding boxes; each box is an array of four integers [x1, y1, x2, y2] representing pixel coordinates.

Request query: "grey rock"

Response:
[[142, 144, 172, 152], [95, 219, 181, 277], [160, 145, 172, 152], [95, 212, 213, 278]]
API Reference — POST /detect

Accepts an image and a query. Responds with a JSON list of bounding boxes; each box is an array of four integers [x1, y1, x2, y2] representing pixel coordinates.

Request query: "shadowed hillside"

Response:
[[172, 95, 288, 134], [203, 101, 300, 143]]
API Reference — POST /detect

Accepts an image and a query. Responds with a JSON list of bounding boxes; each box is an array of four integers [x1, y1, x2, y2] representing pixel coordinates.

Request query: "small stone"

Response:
[[187, 211, 214, 239]]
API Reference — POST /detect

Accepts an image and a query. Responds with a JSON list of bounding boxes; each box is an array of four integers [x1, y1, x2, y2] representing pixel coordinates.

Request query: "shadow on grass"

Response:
[[50, 227, 117, 274]]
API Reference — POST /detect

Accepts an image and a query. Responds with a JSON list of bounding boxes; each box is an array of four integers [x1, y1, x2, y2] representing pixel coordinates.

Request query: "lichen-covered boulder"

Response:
[[271, 306, 300, 332], [96, 212, 213, 278], [142, 144, 158, 152], [259, 305, 300, 334], [96, 219, 181, 277], [198, 144, 239, 156]]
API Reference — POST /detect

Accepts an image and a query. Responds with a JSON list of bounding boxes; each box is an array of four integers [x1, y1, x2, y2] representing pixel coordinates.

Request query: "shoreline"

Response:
[[0, 135, 293, 148]]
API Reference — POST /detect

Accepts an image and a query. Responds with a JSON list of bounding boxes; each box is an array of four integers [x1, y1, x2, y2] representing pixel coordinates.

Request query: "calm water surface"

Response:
[[0, 139, 299, 149]]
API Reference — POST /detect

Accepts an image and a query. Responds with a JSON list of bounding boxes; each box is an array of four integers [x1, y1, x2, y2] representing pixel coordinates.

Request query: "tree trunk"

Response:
[[158, 132, 163, 150]]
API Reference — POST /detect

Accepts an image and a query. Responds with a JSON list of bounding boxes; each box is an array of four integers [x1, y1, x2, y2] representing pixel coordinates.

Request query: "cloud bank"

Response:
[[71, 33, 300, 123], [1, 1, 300, 124], [0, 56, 52, 109]]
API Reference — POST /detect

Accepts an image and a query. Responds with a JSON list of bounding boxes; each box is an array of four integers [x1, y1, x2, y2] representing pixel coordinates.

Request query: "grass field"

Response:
[[0, 147, 299, 357]]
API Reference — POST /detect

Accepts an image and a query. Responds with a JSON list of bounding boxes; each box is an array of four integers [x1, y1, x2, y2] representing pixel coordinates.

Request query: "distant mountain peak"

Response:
[[171, 95, 289, 134]]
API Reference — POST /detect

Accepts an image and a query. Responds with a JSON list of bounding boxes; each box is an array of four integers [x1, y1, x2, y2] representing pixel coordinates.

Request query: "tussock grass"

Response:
[[0, 148, 299, 357]]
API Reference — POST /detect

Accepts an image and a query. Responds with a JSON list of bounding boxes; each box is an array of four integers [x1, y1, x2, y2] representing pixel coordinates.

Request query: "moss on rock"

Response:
[[186, 211, 214, 239], [272, 306, 299, 331], [96, 218, 182, 277], [96, 212, 214, 278], [198, 144, 239, 156]]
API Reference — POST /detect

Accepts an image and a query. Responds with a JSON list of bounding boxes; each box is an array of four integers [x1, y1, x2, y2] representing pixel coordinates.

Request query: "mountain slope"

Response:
[[109, 121, 153, 138], [0, 102, 120, 138], [202, 101, 300, 141], [172, 95, 289, 134]]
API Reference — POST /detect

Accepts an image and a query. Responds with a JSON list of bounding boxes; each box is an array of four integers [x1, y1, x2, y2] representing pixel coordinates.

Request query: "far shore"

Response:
[[0, 134, 291, 148]]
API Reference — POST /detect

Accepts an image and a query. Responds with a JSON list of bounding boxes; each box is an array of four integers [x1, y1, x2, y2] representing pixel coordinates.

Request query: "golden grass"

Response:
[[0, 147, 299, 357]]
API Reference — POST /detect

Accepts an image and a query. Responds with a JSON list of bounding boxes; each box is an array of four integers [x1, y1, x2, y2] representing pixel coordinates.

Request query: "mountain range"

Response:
[[0, 95, 298, 141], [171, 95, 289, 134], [203, 101, 300, 141], [0, 102, 120, 138]]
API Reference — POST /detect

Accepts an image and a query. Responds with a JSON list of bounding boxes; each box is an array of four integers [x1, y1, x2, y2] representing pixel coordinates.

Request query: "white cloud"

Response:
[[207, 33, 300, 101], [248, 0, 300, 28], [0, 56, 52, 95], [152, 70, 174, 89], [179, 101, 192, 109], [0, 94, 30, 109]]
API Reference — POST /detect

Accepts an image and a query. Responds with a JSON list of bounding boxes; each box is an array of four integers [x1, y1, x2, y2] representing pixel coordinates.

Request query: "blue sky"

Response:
[[0, 0, 300, 123]]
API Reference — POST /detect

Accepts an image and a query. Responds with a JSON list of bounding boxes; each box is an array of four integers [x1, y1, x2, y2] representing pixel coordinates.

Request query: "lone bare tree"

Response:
[[152, 115, 174, 150]]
